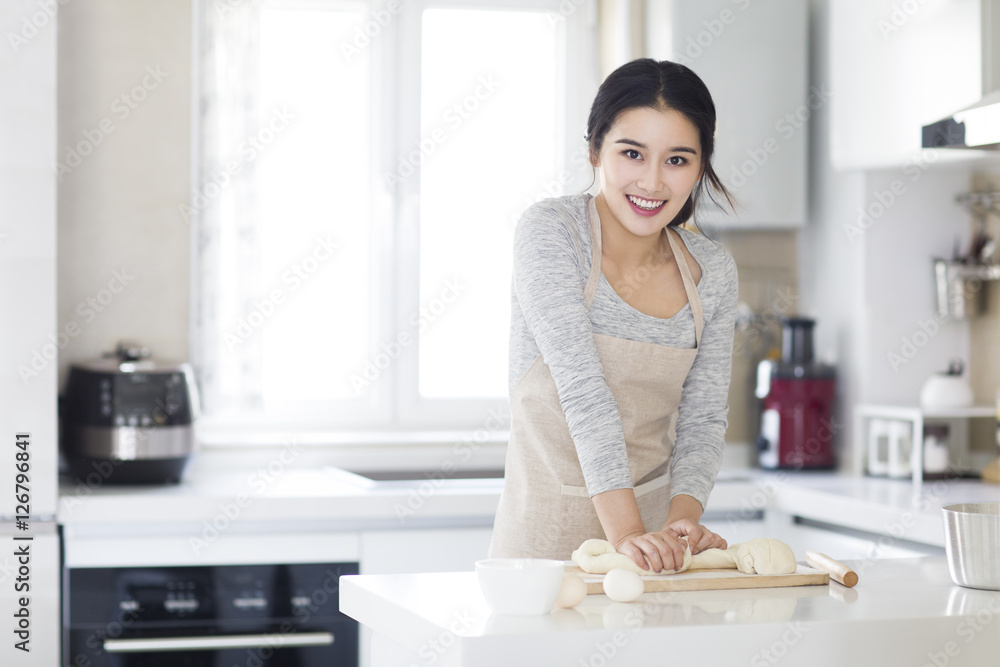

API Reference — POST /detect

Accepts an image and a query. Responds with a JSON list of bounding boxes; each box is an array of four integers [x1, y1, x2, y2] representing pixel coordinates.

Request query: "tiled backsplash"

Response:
[[714, 228, 800, 461]]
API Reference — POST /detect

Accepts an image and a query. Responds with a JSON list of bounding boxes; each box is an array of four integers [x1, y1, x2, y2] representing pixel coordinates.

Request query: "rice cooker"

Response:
[[62, 342, 199, 484]]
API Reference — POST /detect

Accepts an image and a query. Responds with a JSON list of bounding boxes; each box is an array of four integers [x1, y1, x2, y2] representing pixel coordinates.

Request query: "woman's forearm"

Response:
[[592, 490, 707, 545], [590, 487, 646, 546]]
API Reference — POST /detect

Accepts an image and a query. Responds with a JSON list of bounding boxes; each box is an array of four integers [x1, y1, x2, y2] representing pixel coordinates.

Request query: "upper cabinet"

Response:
[[830, 0, 987, 171], [645, 0, 809, 228]]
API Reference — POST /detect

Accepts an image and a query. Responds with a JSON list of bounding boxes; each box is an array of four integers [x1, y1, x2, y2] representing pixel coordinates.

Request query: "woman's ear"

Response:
[[589, 150, 600, 168]]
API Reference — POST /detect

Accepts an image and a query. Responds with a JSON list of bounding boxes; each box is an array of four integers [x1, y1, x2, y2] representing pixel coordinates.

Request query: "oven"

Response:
[[64, 561, 359, 666]]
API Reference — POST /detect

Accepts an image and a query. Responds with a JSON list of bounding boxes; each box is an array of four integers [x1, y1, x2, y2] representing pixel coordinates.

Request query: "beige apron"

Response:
[[490, 197, 705, 560]]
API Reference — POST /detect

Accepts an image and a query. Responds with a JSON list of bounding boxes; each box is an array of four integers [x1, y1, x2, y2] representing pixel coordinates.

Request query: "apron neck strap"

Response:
[[585, 196, 705, 346], [584, 196, 604, 308], [665, 226, 705, 346]]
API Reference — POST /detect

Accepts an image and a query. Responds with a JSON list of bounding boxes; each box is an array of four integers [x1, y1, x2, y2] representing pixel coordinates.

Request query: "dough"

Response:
[[571, 538, 692, 575], [572, 537, 796, 576], [732, 538, 797, 575], [603, 569, 644, 602]]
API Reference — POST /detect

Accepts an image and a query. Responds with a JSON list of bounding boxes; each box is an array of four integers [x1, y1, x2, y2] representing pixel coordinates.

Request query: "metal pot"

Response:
[[933, 260, 999, 320], [942, 503, 1000, 590]]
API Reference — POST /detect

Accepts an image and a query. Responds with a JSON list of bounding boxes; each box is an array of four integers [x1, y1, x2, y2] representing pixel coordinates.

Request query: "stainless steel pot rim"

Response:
[[941, 502, 1000, 514]]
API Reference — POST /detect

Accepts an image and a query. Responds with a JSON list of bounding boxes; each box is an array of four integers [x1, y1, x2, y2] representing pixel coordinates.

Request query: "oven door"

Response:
[[65, 562, 359, 667]]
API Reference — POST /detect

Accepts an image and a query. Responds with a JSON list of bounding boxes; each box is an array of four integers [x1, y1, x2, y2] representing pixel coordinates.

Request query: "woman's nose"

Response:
[[636, 163, 664, 195]]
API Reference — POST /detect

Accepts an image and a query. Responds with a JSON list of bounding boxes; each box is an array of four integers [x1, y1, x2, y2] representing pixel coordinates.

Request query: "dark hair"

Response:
[[584, 58, 735, 227]]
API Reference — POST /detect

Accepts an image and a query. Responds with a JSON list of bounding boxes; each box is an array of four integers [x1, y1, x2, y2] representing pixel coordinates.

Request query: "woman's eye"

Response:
[[623, 149, 641, 160], [667, 155, 689, 166]]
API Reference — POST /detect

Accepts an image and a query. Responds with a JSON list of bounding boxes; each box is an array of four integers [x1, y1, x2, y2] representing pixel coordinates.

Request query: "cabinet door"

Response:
[[830, 0, 983, 171], [646, 0, 808, 228]]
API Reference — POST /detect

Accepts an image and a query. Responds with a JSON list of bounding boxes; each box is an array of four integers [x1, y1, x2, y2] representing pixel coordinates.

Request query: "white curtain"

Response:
[[598, 0, 646, 79], [193, 0, 265, 417]]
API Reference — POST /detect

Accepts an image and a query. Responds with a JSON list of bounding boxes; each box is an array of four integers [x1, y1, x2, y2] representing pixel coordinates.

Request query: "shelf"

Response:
[[856, 404, 996, 419], [852, 403, 996, 491]]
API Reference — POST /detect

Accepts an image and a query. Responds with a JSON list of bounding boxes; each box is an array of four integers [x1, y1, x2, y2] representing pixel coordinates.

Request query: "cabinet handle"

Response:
[[103, 631, 334, 653]]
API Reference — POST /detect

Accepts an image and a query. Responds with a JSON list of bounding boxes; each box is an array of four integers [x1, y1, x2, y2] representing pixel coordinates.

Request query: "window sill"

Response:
[[193, 425, 510, 474]]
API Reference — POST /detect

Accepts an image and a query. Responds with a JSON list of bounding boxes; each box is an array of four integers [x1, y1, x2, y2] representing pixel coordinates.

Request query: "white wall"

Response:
[[798, 0, 867, 468], [0, 0, 59, 514], [0, 4, 61, 663], [800, 0, 980, 470], [860, 166, 973, 404], [57, 0, 192, 386]]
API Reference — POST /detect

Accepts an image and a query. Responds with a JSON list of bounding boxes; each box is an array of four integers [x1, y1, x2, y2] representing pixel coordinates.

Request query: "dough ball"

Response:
[[602, 568, 644, 602], [733, 538, 797, 575], [555, 574, 588, 609]]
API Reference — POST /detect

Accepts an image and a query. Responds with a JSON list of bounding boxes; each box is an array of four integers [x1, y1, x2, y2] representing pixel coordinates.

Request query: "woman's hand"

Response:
[[665, 518, 727, 554], [613, 530, 690, 573]]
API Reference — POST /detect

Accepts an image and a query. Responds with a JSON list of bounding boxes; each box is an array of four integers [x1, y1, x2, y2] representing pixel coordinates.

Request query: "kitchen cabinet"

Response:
[[830, 0, 986, 170], [645, 0, 809, 227]]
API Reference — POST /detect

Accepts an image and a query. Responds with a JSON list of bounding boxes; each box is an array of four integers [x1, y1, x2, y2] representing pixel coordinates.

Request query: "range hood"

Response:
[[923, 0, 1000, 150]]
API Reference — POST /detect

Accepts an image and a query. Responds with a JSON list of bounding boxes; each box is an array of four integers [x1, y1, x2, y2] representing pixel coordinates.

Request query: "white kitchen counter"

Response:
[[340, 557, 1000, 667], [57, 464, 504, 529], [57, 459, 998, 551], [766, 472, 999, 546]]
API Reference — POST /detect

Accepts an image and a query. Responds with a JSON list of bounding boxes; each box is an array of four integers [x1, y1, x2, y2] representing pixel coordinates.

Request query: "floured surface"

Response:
[[565, 564, 828, 594]]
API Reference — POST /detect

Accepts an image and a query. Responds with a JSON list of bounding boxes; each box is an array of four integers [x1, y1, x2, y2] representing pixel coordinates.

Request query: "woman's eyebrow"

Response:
[[614, 138, 698, 154]]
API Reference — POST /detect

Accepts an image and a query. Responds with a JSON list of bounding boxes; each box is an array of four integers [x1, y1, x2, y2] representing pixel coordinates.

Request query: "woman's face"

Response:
[[591, 106, 703, 238]]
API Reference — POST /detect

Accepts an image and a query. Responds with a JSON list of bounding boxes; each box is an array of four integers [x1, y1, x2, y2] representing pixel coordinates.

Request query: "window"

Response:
[[194, 0, 597, 439]]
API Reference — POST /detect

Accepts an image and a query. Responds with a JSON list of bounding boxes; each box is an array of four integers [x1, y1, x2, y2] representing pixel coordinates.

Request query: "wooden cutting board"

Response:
[[565, 564, 829, 594]]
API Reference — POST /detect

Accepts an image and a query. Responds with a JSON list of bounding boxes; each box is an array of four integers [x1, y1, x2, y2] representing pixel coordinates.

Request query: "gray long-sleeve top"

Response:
[[509, 193, 738, 508]]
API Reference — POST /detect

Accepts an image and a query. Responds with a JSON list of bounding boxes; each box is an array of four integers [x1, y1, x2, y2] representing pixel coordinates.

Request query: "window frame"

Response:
[[192, 0, 598, 442]]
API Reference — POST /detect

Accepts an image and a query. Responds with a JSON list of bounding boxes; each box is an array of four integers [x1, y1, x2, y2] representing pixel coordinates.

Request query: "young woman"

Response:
[[490, 58, 738, 573]]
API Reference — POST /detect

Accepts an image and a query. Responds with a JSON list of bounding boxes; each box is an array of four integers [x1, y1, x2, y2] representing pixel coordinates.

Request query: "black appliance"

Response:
[[62, 342, 199, 484], [64, 561, 359, 666]]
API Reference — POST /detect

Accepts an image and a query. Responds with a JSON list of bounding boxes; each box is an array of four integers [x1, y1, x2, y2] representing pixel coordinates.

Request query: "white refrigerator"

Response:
[[0, 2, 61, 664]]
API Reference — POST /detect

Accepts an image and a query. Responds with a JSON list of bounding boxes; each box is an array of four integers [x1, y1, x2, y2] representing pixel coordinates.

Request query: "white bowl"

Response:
[[475, 558, 565, 615]]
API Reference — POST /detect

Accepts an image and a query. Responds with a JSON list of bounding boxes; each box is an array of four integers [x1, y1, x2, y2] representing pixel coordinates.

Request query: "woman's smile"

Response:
[[626, 194, 667, 215]]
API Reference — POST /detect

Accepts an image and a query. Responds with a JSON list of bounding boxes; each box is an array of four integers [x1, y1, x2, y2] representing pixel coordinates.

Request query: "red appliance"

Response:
[[756, 317, 836, 469]]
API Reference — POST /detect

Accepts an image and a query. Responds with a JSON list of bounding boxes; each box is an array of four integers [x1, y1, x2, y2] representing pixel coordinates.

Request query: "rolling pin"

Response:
[[805, 550, 858, 588]]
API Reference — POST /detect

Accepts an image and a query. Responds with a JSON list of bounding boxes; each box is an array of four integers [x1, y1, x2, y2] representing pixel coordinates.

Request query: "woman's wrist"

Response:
[[612, 530, 646, 551], [663, 493, 704, 528]]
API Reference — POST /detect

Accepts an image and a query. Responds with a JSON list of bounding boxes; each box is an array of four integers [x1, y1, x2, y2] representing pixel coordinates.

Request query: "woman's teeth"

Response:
[[627, 195, 665, 210]]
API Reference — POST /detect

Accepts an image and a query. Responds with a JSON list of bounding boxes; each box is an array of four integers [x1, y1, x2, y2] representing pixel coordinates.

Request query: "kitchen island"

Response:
[[340, 557, 1000, 667]]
